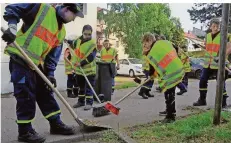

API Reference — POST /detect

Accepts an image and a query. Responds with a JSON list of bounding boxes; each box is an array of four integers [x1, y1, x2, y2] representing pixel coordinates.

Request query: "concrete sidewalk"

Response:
[[1, 79, 231, 143]]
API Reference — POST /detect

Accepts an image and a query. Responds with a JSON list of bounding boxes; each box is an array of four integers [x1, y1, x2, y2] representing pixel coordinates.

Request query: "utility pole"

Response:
[[213, 4, 230, 125]]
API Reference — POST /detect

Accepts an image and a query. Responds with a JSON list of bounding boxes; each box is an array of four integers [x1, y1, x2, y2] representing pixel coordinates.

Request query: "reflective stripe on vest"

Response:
[[203, 33, 220, 69], [74, 39, 96, 62], [147, 55, 166, 75], [100, 47, 117, 63], [71, 39, 96, 76], [146, 40, 184, 92], [159, 50, 178, 68], [4, 4, 66, 66]]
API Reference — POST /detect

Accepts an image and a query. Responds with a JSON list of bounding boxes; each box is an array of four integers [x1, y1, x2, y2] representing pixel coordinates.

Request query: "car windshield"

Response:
[[128, 58, 142, 64], [190, 58, 204, 64]]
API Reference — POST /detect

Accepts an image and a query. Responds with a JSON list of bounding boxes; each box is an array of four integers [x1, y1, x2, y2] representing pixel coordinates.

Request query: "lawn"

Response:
[[114, 76, 137, 89], [125, 110, 231, 143]]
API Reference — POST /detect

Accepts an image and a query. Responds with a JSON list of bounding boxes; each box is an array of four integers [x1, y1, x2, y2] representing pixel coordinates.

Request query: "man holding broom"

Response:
[[66, 25, 97, 111], [2, 3, 84, 142]]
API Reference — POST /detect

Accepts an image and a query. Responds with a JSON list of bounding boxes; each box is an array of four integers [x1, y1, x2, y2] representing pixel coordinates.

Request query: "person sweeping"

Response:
[[141, 32, 185, 123], [2, 3, 84, 142], [66, 25, 97, 111]]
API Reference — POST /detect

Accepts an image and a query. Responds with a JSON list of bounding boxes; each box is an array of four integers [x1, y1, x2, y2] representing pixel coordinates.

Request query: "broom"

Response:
[[104, 78, 151, 115]]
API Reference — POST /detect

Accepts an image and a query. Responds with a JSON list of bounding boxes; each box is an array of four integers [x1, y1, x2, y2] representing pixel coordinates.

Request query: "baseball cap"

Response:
[[63, 3, 84, 18]]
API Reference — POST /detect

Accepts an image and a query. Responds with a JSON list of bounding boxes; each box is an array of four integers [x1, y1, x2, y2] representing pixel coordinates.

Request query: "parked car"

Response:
[[188, 57, 204, 79], [189, 57, 220, 79], [117, 58, 144, 77]]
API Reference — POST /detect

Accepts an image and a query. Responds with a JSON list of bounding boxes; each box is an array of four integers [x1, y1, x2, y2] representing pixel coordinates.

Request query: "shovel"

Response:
[[1, 27, 110, 132], [104, 78, 151, 115]]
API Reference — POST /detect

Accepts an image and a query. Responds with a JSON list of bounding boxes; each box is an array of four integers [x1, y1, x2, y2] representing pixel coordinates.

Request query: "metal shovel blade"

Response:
[[75, 118, 111, 132]]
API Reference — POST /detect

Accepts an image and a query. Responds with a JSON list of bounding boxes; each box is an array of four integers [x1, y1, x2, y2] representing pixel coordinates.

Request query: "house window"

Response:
[[116, 41, 119, 48], [80, 3, 87, 15]]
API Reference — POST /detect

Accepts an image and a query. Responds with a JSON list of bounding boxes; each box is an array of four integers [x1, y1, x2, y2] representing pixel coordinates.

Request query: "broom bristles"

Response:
[[104, 102, 120, 115]]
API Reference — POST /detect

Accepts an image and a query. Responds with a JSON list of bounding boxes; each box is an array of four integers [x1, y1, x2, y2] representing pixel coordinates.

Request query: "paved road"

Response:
[[1, 79, 231, 143]]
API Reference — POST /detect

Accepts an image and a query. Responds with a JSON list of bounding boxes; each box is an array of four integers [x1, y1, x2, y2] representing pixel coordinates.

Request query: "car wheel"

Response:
[[129, 70, 135, 77], [195, 70, 202, 80]]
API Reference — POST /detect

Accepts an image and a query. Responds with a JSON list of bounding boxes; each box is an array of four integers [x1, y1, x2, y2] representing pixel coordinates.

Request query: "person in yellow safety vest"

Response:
[[193, 18, 231, 108], [142, 32, 185, 123], [66, 25, 97, 111], [176, 46, 191, 95], [1, 3, 84, 142], [100, 39, 120, 95], [64, 47, 79, 98]]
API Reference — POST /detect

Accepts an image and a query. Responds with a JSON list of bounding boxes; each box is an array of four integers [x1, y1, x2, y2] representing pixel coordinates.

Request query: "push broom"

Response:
[[104, 78, 151, 115], [79, 67, 110, 117]]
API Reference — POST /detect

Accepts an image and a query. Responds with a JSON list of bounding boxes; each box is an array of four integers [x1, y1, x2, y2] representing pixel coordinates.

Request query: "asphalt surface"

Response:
[[1, 79, 231, 143]]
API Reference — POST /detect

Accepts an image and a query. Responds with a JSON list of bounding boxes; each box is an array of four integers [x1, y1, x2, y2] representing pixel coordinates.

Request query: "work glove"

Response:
[[149, 75, 155, 80], [72, 73, 77, 80], [214, 57, 219, 63], [2, 24, 17, 44], [133, 77, 141, 84], [64, 39, 68, 43], [116, 64, 120, 70], [45, 76, 57, 91]]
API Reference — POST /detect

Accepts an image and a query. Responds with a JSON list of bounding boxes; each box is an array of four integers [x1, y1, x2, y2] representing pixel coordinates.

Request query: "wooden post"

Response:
[[213, 4, 230, 125]]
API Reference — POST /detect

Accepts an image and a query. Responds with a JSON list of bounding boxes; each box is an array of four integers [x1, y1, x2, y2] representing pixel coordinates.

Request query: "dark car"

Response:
[[188, 58, 228, 79], [188, 57, 204, 79]]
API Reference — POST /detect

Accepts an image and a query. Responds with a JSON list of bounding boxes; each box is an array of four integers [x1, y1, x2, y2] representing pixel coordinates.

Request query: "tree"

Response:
[[101, 3, 185, 58], [187, 3, 231, 32], [170, 17, 186, 48]]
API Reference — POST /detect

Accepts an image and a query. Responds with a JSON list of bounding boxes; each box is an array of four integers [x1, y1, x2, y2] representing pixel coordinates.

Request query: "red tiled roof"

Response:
[[97, 7, 109, 12], [97, 7, 103, 11], [184, 32, 204, 42]]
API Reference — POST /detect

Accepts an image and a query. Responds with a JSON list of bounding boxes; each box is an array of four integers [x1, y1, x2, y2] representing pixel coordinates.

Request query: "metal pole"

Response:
[[213, 3, 230, 125]]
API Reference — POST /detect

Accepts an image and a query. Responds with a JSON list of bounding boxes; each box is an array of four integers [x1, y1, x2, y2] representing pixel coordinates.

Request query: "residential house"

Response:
[[184, 31, 205, 52], [96, 7, 128, 59]]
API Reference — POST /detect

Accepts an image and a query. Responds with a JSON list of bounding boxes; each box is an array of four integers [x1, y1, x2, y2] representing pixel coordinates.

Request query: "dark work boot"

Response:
[[162, 114, 176, 123], [72, 87, 79, 98], [67, 89, 75, 98], [159, 110, 167, 116], [177, 89, 187, 95], [222, 95, 228, 108], [156, 86, 161, 92], [84, 104, 92, 111], [145, 90, 154, 97], [193, 98, 207, 106], [18, 129, 46, 143], [138, 87, 148, 99], [50, 121, 75, 135], [73, 102, 85, 108], [193, 94, 207, 106]]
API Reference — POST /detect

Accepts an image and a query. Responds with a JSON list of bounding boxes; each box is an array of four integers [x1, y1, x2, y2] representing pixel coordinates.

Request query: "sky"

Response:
[[169, 3, 203, 32]]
